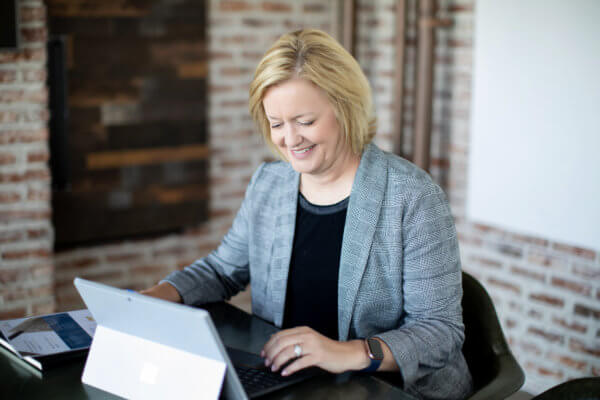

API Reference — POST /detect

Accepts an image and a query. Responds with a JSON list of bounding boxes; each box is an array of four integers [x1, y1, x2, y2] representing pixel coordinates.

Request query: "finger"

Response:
[[263, 328, 312, 362], [264, 334, 304, 367], [262, 327, 311, 355], [270, 343, 304, 372], [281, 354, 318, 376]]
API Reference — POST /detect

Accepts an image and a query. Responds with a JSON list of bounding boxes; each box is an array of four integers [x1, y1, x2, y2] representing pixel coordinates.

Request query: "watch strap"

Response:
[[362, 357, 382, 372]]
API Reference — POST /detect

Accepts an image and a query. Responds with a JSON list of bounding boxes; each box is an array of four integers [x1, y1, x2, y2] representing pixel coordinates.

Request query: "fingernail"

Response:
[[264, 358, 270, 366], [281, 369, 288, 376], [271, 365, 276, 372], [260, 350, 264, 357]]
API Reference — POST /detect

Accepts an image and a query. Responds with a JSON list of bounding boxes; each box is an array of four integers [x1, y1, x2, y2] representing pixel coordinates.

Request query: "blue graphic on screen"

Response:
[[42, 314, 92, 349]]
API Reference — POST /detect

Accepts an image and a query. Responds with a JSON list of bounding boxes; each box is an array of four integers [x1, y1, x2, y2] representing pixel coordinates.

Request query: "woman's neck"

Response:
[[299, 154, 360, 205]]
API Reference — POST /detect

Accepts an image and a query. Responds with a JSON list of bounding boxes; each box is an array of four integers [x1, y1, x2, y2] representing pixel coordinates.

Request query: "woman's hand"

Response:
[[139, 282, 182, 303], [261, 326, 370, 376]]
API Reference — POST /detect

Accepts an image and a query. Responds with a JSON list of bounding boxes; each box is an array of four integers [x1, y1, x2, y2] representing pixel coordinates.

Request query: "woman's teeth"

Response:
[[293, 145, 315, 154]]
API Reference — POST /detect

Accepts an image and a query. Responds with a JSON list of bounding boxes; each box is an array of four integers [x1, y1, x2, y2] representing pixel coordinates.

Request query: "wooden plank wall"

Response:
[[46, 0, 208, 248]]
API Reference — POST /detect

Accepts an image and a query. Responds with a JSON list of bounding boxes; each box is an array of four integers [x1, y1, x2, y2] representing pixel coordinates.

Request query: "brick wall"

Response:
[[0, 0, 54, 318]]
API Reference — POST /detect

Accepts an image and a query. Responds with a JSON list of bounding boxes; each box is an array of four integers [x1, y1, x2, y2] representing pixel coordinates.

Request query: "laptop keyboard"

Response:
[[234, 365, 294, 395]]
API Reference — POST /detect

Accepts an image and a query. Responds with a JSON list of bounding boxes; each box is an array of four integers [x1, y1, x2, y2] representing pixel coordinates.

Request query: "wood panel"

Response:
[[47, 0, 208, 248]]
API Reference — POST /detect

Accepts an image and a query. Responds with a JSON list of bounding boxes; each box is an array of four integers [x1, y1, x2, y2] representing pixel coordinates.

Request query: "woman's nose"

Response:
[[284, 125, 302, 148]]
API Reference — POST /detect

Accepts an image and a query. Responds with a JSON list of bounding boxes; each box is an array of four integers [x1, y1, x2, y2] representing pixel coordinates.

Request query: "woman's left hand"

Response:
[[261, 326, 368, 376]]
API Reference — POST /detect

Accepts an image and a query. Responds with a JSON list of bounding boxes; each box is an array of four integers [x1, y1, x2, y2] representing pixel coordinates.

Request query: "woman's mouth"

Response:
[[290, 144, 316, 159]]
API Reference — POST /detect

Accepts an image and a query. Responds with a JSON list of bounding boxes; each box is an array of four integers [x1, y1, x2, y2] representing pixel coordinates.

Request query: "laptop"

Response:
[[74, 278, 321, 399]]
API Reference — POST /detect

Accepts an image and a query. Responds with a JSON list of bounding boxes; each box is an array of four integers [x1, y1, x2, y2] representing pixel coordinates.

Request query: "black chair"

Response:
[[461, 271, 525, 400], [531, 377, 600, 400]]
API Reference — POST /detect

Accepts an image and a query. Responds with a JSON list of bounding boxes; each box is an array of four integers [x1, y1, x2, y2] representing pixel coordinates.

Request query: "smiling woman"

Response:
[[143, 29, 474, 400]]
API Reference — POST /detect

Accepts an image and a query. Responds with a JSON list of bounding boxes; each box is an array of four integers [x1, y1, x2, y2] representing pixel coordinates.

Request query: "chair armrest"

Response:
[[467, 353, 525, 400]]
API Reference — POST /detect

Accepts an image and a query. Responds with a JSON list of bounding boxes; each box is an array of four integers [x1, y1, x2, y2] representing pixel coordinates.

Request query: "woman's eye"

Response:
[[299, 121, 314, 126], [271, 123, 282, 129]]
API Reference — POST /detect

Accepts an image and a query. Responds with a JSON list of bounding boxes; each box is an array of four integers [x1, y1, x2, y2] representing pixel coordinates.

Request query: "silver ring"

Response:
[[293, 344, 302, 357]]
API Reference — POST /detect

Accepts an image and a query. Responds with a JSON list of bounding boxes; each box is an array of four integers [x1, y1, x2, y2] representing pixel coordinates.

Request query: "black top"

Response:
[[282, 193, 349, 340]]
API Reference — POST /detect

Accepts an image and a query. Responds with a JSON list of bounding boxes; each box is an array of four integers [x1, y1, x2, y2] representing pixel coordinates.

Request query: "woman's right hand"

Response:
[[140, 282, 182, 303]]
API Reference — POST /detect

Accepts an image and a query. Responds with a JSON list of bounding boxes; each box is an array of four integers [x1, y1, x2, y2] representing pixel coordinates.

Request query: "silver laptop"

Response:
[[74, 278, 319, 400]]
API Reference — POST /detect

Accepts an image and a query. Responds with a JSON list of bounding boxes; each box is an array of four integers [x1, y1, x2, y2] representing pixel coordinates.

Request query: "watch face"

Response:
[[367, 338, 384, 360]]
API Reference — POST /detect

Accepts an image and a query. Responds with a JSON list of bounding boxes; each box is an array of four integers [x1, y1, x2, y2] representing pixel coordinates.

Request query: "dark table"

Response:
[[1, 302, 415, 399]]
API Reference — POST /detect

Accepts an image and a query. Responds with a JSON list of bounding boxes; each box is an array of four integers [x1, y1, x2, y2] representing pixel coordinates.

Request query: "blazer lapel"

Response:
[[270, 166, 300, 327], [338, 144, 387, 341]]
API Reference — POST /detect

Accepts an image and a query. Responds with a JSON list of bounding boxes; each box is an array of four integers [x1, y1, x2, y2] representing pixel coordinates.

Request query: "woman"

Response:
[[142, 29, 473, 400]]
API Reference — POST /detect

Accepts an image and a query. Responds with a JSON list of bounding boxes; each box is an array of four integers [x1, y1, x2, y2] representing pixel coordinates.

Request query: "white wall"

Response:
[[467, 0, 600, 251]]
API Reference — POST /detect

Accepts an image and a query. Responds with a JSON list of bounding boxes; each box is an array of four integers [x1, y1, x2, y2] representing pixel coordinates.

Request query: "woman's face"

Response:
[[262, 78, 353, 178]]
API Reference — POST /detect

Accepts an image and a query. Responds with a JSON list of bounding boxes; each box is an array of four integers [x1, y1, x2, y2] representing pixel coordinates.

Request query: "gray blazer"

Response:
[[163, 143, 473, 400]]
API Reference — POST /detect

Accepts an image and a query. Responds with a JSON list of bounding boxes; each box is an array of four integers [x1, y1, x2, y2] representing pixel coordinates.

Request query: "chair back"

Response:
[[461, 272, 525, 400], [531, 377, 600, 400]]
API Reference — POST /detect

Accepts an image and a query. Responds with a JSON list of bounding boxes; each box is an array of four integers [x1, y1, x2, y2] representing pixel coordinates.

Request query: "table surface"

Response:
[[1, 302, 415, 400]]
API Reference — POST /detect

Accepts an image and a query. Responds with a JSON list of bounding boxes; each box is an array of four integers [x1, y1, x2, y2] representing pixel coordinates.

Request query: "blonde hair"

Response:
[[249, 29, 376, 159]]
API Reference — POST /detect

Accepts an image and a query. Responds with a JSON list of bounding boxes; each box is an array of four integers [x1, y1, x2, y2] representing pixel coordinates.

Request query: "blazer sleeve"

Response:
[[375, 182, 465, 388], [160, 163, 266, 305]]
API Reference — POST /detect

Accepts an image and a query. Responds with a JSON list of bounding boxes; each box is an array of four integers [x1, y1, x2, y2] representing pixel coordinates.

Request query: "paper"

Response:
[[0, 310, 95, 356]]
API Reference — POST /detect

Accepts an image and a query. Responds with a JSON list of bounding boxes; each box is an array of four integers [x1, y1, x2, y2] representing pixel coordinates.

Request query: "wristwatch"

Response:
[[362, 337, 384, 372]]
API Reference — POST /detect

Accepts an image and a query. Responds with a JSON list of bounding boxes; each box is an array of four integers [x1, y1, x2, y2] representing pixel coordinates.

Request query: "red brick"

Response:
[[448, 4, 474, 13], [0, 230, 24, 243], [548, 352, 588, 371], [20, 6, 46, 23], [0, 129, 48, 144], [529, 293, 565, 308], [527, 327, 564, 344], [56, 256, 100, 269], [552, 317, 588, 334], [106, 252, 144, 263], [552, 242, 596, 260], [487, 277, 521, 294], [242, 18, 273, 27], [210, 208, 234, 219], [0, 191, 21, 203], [219, 1, 253, 11], [220, 99, 247, 108], [27, 228, 51, 239], [516, 340, 543, 356], [0, 70, 17, 83], [496, 243, 523, 258], [0, 168, 50, 183], [0, 88, 48, 103], [220, 66, 252, 77], [0, 307, 27, 319], [262, 2, 292, 12], [20, 27, 47, 43], [2, 248, 51, 260], [510, 265, 545, 282], [304, 4, 326, 12], [0, 209, 51, 223], [0, 111, 19, 123], [528, 250, 567, 269], [574, 304, 600, 320], [209, 51, 233, 60], [27, 149, 50, 163], [221, 159, 251, 169], [0, 48, 45, 63], [569, 338, 600, 357], [468, 255, 502, 269], [551, 276, 592, 296]]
